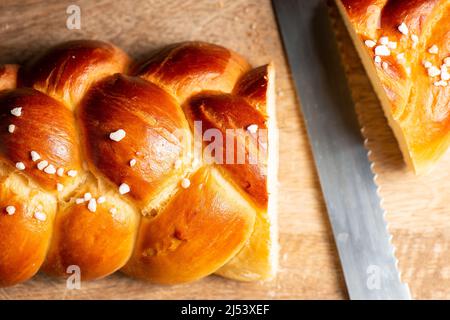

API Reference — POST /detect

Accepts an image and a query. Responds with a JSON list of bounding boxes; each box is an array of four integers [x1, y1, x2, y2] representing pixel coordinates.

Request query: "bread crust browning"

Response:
[[338, 0, 450, 173], [185, 93, 268, 207], [122, 166, 256, 284], [0, 88, 81, 190], [0, 183, 55, 286], [29, 40, 129, 109], [135, 41, 250, 101], [43, 195, 139, 280], [78, 74, 189, 205], [0, 40, 276, 286]]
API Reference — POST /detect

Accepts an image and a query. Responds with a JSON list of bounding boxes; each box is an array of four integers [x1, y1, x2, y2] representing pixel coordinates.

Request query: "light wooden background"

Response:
[[0, 0, 448, 300]]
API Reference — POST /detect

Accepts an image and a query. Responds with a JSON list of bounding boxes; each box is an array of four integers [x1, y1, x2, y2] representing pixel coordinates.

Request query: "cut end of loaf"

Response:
[[334, 0, 418, 174], [216, 63, 279, 281], [335, 0, 450, 175], [265, 62, 279, 279]]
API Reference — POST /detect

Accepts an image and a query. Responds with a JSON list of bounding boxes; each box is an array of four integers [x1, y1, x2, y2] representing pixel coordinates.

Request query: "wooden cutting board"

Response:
[[0, 0, 448, 300]]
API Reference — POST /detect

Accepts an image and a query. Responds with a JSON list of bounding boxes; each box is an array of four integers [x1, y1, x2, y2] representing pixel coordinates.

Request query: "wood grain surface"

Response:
[[0, 0, 448, 300]]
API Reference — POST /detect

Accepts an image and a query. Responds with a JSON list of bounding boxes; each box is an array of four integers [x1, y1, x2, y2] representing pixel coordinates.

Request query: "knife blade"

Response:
[[272, 0, 411, 300]]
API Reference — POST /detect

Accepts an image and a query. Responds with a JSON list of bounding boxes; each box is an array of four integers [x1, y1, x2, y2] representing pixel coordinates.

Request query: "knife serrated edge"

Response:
[[272, 0, 411, 298], [327, 1, 410, 294]]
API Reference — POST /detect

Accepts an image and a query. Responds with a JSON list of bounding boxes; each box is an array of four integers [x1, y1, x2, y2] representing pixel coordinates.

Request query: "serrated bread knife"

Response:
[[272, 0, 411, 300]]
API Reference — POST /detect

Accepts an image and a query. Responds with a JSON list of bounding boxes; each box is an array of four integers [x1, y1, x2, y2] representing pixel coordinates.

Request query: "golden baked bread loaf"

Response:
[[336, 0, 450, 174], [0, 40, 278, 286]]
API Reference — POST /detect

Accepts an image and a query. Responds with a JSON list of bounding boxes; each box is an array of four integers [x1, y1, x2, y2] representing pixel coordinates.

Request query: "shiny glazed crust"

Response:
[[0, 40, 278, 286], [337, 0, 450, 173]]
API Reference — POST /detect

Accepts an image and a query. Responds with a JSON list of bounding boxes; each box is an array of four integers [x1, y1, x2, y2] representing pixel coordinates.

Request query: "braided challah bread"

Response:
[[336, 0, 450, 174], [0, 40, 278, 286]]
